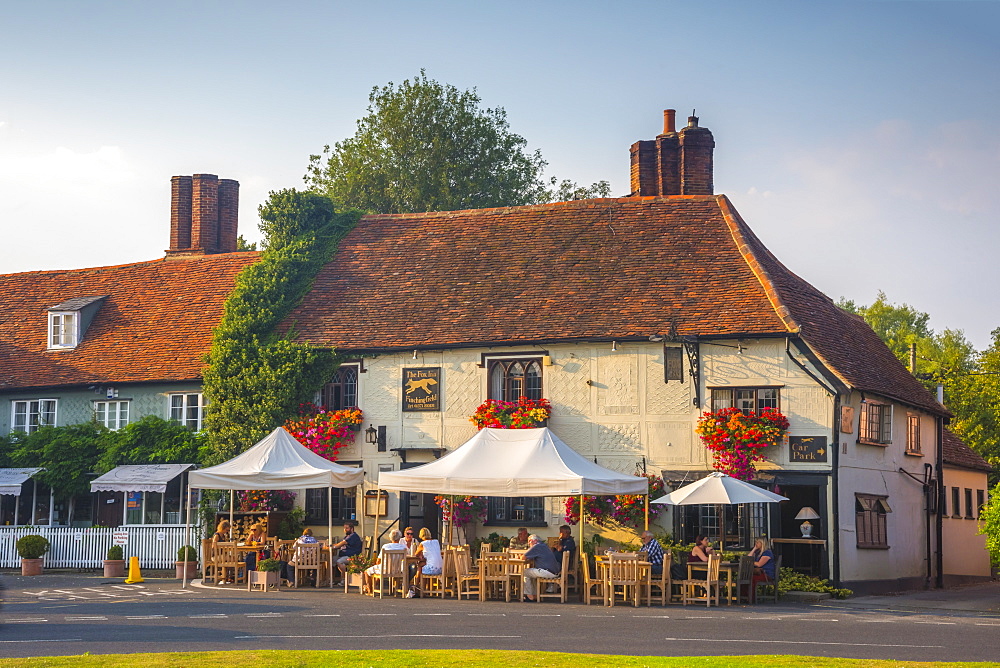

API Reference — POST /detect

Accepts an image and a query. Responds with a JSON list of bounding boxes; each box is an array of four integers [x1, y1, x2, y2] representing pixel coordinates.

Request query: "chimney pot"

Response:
[[663, 109, 676, 135]]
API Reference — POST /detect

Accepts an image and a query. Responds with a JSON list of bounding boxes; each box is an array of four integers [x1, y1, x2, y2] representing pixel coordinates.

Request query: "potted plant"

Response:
[[249, 557, 283, 591], [104, 544, 126, 578], [16, 534, 50, 576], [176, 545, 198, 580], [344, 553, 373, 591]]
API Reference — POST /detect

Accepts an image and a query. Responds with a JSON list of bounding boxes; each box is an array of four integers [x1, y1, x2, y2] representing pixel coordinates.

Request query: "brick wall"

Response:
[[168, 173, 239, 256]]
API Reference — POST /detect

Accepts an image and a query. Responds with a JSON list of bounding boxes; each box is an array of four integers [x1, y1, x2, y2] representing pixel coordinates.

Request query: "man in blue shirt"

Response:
[[639, 530, 664, 575], [553, 524, 576, 564], [333, 521, 362, 583], [522, 534, 561, 601]]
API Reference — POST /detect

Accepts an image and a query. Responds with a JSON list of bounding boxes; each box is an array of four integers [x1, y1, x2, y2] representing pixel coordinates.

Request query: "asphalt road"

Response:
[[2, 577, 999, 661]]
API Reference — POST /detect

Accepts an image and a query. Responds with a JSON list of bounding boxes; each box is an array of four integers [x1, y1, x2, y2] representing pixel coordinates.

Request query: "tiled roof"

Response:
[[287, 194, 946, 415], [0, 253, 259, 390], [943, 428, 993, 472]]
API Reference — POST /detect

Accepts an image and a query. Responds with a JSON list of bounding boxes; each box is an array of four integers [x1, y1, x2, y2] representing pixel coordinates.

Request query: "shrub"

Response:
[[775, 566, 852, 599], [106, 545, 124, 560], [16, 534, 50, 559], [177, 545, 198, 562], [257, 558, 282, 572]]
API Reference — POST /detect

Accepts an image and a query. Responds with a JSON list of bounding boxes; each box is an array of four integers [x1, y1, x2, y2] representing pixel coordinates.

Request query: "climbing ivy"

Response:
[[201, 209, 360, 464]]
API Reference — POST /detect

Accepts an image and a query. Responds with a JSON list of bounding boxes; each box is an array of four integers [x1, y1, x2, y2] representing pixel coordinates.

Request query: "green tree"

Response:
[[978, 482, 1000, 565], [304, 70, 606, 214], [257, 188, 336, 250], [97, 416, 206, 473], [548, 178, 612, 202], [10, 423, 106, 499]]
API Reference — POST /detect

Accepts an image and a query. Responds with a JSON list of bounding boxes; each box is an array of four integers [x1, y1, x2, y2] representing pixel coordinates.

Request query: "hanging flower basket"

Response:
[[469, 398, 552, 430], [695, 407, 789, 481], [563, 474, 666, 528], [285, 403, 363, 461]]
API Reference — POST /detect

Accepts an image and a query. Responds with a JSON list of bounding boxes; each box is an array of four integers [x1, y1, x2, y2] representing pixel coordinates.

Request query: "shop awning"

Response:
[[90, 464, 195, 494], [0, 468, 43, 495]]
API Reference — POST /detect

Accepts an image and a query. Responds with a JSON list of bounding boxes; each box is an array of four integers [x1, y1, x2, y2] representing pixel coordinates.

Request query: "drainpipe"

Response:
[[831, 393, 842, 587], [936, 384, 945, 589]]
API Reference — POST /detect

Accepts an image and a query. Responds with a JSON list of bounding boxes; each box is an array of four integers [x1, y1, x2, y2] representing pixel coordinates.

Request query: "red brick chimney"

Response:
[[167, 174, 239, 256], [630, 109, 714, 196]]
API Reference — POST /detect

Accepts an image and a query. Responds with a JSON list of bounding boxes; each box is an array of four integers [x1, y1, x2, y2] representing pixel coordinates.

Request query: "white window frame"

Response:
[[94, 400, 130, 430], [48, 311, 79, 349], [11, 399, 58, 434], [169, 393, 205, 431]]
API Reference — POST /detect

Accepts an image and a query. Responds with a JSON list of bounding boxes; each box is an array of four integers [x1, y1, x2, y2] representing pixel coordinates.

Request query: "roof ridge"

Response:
[[358, 195, 719, 221], [0, 251, 261, 279], [716, 195, 799, 334]]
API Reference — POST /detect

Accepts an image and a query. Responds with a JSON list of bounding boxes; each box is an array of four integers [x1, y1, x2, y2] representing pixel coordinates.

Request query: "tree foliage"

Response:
[[839, 293, 998, 480], [97, 416, 206, 473], [202, 209, 360, 464], [258, 189, 337, 251], [10, 423, 107, 498], [304, 70, 608, 214], [979, 482, 1000, 565]]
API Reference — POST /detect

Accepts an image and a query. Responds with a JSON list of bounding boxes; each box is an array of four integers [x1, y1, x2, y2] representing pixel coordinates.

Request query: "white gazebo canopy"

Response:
[[91, 464, 195, 494], [377, 427, 648, 496], [0, 468, 43, 496], [189, 426, 364, 490]]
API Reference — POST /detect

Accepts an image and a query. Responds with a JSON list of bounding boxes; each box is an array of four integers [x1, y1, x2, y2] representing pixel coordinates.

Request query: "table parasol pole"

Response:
[[229, 490, 234, 539], [448, 495, 455, 546], [579, 494, 584, 559], [328, 486, 334, 588], [182, 482, 191, 589], [644, 493, 649, 531]]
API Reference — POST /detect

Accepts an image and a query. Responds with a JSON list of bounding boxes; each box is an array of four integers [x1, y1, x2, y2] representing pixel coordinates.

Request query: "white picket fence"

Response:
[[0, 526, 194, 569]]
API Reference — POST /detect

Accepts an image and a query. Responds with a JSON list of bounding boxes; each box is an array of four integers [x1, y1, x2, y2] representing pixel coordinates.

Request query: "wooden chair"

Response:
[[735, 555, 756, 604], [607, 553, 644, 607], [536, 550, 571, 603], [201, 539, 217, 584], [291, 544, 323, 588], [479, 552, 514, 602], [372, 547, 407, 598], [754, 555, 782, 603], [419, 548, 455, 598], [647, 551, 674, 606], [213, 542, 246, 585], [581, 555, 605, 605], [454, 548, 481, 600], [682, 552, 722, 607]]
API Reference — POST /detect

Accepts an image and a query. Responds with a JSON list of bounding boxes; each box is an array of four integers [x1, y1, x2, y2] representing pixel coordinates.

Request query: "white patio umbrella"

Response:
[[651, 471, 787, 548]]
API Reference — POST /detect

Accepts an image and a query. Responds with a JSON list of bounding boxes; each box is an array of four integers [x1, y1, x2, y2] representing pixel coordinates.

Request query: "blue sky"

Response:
[[2, 1, 998, 348]]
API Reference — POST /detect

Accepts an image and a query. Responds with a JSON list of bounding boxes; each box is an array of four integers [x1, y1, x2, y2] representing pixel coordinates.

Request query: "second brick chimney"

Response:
[[630, 110, 715, 196], [167, 174, 239, 256]]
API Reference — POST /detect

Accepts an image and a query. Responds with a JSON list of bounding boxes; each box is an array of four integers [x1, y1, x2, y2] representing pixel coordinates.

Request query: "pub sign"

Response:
[[402, 367, 441, 412], [789, 436, 828, 463]]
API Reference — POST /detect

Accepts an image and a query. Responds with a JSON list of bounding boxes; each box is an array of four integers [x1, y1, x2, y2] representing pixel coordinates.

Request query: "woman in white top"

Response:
[[414, 527, 442, 575], [398, 526, 420, 556]]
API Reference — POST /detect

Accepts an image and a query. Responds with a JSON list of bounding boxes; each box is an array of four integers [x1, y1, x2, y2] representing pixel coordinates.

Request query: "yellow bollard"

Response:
[[124, 556, 145, 584]]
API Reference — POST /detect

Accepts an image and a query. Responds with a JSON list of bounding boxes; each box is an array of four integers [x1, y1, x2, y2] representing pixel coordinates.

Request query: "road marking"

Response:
[[578, 614, 611, 617], [914, 621, 957, 625], [524, 613, 560, 617], [236, 634, 520, 639], [126, 615, 166, 620], [190, 614, 228, 618], [860, 619, 895, 622], [359, 613, 397, 616], [664, 637, 943, 649], [467, 613, 505, 616], [0, 639, 84, 644], [633, 615, 671, 618], [413, 613, 451, 616], [976, 623, 1000, 626], [246, 613, 284, 617], [66, 616, 108, 621], [6, 619, 48, 623], [304, 614, 341, 617]]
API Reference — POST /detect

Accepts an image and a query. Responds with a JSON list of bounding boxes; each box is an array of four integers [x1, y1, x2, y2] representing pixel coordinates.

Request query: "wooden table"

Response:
[[595, 554, 652, 606]]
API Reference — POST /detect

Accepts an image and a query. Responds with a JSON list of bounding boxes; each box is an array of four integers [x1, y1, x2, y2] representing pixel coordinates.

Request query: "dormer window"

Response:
[[45, 295, 108, 351], [48, 311, 78, 349]]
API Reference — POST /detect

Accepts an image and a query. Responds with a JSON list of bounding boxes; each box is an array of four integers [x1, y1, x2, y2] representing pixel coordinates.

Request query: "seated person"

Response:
[[280, 528, 319, 582], [671, 535, 713, 580], [332, 520, 363, 584], [507, 527, 530, 551], [638, 530, 664, 575], [211, 519, 234, 584], [408, 527, 442, 597], [243, 523, 270, 572], [522, 534, 561, 601], [364, 529, 405, 594], [553, 524, 576, 564], [748, 537, 776, 602], [398, 526, 420, 555]]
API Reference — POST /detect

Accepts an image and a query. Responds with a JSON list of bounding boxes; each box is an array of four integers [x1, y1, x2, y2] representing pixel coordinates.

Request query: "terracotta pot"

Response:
[[176, 561, 198, 580], [21, 558, 44, 576], [103, 559, 127, 578]]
